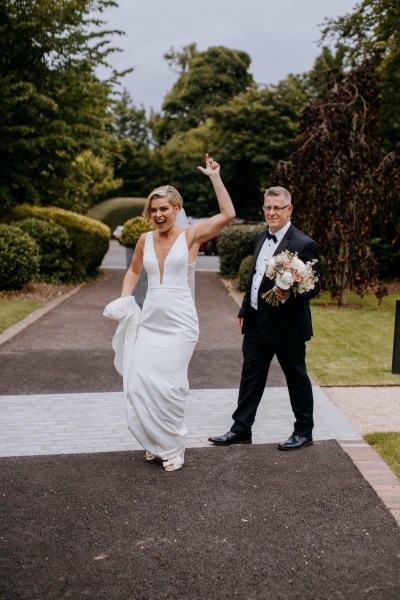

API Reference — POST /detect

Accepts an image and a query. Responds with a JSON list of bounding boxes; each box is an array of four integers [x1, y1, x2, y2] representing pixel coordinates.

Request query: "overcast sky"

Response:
[[98, 0, 358, 111]]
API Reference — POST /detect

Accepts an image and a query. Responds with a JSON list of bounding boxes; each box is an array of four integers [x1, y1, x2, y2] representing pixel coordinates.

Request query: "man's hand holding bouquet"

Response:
[[262, 250, 318, 307]]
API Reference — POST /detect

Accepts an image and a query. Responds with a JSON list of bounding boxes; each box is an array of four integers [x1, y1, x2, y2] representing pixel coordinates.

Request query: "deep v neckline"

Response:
[[151, 231, 185, 285]]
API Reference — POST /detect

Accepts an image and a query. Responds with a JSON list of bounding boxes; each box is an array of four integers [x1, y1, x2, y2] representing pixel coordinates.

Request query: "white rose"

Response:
[[267, 257, 275, 268], [265, 258, 276, 278], [275, 270, 293, 290], [292, 256, 305, 270]]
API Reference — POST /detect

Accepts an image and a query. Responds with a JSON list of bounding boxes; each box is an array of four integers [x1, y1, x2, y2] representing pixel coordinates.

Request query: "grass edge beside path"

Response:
[[0, 280, 83, 336], [0, 299, 43, 334], [364, 432, 400, 479]]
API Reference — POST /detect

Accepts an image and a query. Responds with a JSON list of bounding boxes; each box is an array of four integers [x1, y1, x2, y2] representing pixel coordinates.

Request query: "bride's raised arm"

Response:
[[190, 154, 236, 245]]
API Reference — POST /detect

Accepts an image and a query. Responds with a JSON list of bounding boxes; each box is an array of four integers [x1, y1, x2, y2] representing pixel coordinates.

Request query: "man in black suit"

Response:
[[209, 186, 320, 450]]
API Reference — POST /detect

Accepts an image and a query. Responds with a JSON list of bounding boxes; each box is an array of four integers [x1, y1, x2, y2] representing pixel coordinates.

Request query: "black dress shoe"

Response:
[[208, 431, 252, 445], [278, 434, 313, 451]]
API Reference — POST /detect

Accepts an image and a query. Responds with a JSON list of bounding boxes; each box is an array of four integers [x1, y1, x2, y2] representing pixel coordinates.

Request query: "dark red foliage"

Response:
[[273, 62, 391, 304]]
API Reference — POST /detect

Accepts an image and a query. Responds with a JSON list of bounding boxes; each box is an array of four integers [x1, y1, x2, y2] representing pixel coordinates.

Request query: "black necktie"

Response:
[[266, 231, 277, 243]]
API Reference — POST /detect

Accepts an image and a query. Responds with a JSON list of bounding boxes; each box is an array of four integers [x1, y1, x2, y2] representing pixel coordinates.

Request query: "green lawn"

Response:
[[0, 299, 43, 333], [308, 292, 400, 385], [364, 432, 400, 478]]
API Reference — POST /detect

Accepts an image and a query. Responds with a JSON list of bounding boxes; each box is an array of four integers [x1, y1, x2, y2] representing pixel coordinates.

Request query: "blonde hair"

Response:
[[143, 185, 183, 223]]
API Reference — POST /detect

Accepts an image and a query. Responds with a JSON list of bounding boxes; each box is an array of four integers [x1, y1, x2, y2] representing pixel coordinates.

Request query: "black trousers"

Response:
[[231, 308, 314, 437]]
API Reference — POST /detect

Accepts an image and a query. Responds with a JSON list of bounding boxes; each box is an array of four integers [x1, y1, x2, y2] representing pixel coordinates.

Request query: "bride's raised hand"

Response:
[[197, 153, 220, 177]]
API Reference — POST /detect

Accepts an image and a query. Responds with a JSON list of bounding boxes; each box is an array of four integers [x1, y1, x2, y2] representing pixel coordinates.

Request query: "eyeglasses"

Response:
[[262, 204, 290, 213]]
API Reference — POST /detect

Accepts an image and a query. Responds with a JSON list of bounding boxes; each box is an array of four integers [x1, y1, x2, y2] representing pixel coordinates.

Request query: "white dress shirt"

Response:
[[250, 221, 291, 309]]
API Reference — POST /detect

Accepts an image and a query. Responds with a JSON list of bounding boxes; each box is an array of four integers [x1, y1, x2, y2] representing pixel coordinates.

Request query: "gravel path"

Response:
[[325, 386, 400, 434]]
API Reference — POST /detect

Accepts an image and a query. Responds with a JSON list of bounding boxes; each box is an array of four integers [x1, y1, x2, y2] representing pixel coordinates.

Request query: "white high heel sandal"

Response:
[[163, 449, 185, 473]]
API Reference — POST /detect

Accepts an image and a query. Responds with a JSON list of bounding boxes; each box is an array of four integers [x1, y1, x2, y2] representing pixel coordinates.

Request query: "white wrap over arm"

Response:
[[103, 296, 141, 380]]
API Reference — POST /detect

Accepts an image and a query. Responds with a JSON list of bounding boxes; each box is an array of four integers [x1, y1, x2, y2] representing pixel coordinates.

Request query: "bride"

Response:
[[120, 155, 235, 472]]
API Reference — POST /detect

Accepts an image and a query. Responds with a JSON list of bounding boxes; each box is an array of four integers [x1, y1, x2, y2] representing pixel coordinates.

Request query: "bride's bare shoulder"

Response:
[[136, 233, 148, 249]]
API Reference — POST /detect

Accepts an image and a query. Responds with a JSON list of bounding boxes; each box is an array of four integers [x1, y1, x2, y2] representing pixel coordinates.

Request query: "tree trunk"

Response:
[[336, 238, 348, 306]]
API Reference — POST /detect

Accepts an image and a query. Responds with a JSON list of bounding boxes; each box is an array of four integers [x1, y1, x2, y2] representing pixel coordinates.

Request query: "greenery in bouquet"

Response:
[[120, 217, 155, 248]]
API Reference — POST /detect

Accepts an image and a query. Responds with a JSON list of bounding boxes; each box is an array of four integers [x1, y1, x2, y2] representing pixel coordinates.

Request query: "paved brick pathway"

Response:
[[0, 386, 360, 457]]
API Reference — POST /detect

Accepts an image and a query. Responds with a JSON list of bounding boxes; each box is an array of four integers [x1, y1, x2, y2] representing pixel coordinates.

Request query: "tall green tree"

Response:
[[159, 76, 309, 219], [62, 150, 122, 212], [163, 43, 199, 75], [303, 45, 346, 98], [153, 46, 254, 144], [207, 77, 309, 218], [113, 140, 157, 198], [159, 121, 219, 217], [110, 89, 157, 197], [111, 89, 151, 145], [322, 0, 400, 149], [0, 0, 124, 212], [273, 62, 387, 305]]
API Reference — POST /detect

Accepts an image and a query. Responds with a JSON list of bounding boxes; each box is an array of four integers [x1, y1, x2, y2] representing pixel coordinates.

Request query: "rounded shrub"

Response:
[[218, 224, 265, 278], [120, 216, 155, 248], [11, 205, 110, 279], [14, 218, 74, 282], [87, 197, 146, 232], [0, 224, 40, 289], [239, 255, 254, 291]]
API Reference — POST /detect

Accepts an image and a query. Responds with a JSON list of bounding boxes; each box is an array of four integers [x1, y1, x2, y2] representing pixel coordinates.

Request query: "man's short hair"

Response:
[[264, 186, 291, 204]]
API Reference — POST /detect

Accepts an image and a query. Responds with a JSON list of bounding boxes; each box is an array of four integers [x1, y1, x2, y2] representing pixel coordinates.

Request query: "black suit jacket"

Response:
[[238, 224, 320, 344]]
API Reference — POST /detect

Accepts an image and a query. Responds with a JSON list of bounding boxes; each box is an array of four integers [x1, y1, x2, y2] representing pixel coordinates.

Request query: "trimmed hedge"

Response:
[[14, 218, 74, 282], [218, 224, 265, 278], [87, 197, 146, 232], [239, 255, 254, 291], [120, 216, 155, 248], [0, 224, 40, 289], [11, 205, 110, 278]]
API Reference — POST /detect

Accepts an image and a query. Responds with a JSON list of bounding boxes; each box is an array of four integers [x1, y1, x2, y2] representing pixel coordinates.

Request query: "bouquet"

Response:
[[261, 250, 318, 307]]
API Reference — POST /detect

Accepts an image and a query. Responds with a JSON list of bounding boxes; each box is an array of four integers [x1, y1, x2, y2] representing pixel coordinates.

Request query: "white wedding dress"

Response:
[[126, 230, 199, 467]]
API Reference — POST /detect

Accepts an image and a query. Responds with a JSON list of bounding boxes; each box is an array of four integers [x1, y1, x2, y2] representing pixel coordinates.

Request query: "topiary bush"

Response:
[[0, 224, 40, 289], [10, 205, 110, 279], [239, 255, 254, 291], [218, 224, 265, 278], [14, 218, 74, 282], [87, 197, 146, 232], [120, 216, 155, 248]]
